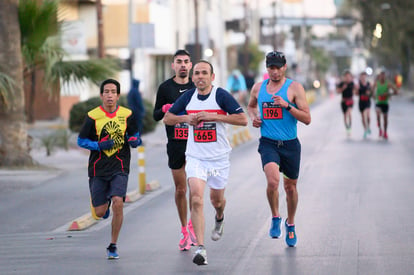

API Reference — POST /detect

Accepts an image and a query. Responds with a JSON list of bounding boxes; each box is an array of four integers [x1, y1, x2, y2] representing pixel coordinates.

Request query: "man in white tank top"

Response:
[[164, 60, 248, 266]]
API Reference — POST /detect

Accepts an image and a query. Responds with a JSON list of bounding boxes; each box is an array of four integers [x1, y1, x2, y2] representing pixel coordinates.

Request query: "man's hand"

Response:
[[188, 114, 200, 126], [251, 115, 262, 128], [128, 136, 142, 148], [271, 95, 288, 108], [98, 135, 114, 151], [196, 111, 214, 122], [162, 103, 173, 113]]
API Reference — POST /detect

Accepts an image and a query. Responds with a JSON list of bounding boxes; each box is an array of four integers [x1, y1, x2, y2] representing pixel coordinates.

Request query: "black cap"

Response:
[[266, 51, 286, 68]]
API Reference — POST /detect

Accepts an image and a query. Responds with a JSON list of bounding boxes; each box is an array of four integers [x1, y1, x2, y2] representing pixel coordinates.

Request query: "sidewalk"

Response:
[[0, 121, 167, 190]]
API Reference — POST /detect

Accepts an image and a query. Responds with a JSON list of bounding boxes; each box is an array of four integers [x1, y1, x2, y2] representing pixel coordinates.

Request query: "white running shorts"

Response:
[[185, 156, 230, 190]]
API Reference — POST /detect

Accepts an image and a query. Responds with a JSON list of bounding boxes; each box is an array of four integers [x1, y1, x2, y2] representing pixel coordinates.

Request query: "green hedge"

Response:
[[69, 95, 157, 134]]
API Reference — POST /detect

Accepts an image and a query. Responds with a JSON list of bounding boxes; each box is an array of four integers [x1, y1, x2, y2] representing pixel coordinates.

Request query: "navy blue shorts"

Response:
[[258, 137, 301, 180], [89, 173, 128, 207]]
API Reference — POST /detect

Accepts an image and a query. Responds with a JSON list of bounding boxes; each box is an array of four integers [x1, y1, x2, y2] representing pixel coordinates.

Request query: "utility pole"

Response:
[[272, 1, 277, 49], [194, 0, 201, 61], [129, 0, 134, 80], [243, 0, 250, 75], [96, 0, 104, 58]]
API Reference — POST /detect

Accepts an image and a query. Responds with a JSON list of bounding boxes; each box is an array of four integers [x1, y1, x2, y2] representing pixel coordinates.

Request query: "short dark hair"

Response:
[[173, 49, 191, 60], [194, 59, 214, 74], [100, 79, 120, 94]]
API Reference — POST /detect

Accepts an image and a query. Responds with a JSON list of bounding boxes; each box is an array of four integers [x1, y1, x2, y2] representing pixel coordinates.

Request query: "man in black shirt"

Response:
[[153, 49, 197, 251], [337, 70, 355, 137], [78, 79, 141, 259]]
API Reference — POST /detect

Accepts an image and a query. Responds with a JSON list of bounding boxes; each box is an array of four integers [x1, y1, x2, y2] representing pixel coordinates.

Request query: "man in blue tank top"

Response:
[[248, 51, 311, 247]]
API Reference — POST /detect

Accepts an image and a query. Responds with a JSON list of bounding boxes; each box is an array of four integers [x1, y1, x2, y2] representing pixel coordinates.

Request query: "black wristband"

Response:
[[286, 104, 292, 111]]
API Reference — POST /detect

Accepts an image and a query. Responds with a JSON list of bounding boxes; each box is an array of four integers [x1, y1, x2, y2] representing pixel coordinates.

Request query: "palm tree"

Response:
[[0, 0, 32, 166], [19, 0, 120, 123], [0, 0, 121, 167]]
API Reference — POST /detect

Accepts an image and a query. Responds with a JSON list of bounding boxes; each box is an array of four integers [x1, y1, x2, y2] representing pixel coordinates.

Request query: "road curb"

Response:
[[146, 180, 160, 192], [229, 126, 252, 147], [306, 90, 316, 104], [68, 213, 98, 231], [125, 190, 143, 203], [67, 181, 160, 231]]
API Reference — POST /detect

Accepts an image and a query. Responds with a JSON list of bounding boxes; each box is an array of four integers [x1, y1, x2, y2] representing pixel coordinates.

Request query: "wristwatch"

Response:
[[286, 104, 292, 111]]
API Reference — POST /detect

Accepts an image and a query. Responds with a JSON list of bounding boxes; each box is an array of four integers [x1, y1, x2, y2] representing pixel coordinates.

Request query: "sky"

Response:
[[255, 0, 338, 36]]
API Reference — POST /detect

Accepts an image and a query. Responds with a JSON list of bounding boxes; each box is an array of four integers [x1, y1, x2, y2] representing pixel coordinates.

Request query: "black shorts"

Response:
[[166, 140, 187, 169], [258, 137, 301, 180], [89, 173, 128, 207], [341, 99, 353, 113], [376, 103, 389, 114], [359, 100, 371, 112]]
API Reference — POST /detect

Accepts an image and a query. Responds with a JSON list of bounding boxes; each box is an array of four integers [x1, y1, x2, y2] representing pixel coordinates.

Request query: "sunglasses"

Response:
[[266, 51, 285, 59]]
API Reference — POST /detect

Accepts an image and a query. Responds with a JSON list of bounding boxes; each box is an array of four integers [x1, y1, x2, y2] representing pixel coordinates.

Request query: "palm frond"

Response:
[[51, 58, 121, 86], [0, 72, 16, 108], [19, 0, 60, 68]]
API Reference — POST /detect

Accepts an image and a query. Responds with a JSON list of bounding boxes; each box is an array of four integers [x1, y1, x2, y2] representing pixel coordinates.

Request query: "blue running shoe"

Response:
[[107, 244, 119, 259], [102, 200, 111, 219], [269, 217, 282, 238], [285, 220, 297, 247]]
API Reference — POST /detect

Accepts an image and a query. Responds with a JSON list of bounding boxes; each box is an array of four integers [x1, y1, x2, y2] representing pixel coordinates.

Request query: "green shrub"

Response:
[[55, 129, 72, 151], [69, 95, 157, 134], [40, 133, 56, 156]]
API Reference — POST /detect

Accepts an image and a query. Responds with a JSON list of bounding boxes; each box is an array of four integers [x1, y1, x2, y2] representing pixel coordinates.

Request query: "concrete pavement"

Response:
[[1, 92, 414, 274]]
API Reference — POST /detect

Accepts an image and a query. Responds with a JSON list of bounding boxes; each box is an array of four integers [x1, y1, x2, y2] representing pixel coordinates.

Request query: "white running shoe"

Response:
[[193, 246, 208, 265], [211, 217, 224, 241]]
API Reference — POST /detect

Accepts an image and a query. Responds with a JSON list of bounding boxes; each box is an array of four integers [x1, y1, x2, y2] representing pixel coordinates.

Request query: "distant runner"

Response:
[[355, 72, 372, 139], [337, 70, 355, 137], [372, 70, 399, 139]]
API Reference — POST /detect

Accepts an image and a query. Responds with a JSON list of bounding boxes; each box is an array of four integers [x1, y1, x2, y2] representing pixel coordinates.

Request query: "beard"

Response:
[[178, 71, 188, 78], [270, 76, 282, 83]]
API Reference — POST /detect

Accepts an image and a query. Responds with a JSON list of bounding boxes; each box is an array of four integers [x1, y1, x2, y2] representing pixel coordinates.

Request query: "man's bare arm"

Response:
[[290, 82, 311, 125], [196, 112, 247, 126], [163, 112, 191, 126], [247, 82, 262, 128]]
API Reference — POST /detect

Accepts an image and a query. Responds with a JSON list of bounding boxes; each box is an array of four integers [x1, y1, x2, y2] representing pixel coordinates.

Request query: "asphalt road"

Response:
[[0, 93, 413, 275]]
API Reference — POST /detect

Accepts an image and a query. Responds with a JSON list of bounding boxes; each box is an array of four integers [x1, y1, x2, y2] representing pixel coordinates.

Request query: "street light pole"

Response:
[[243, 0, 250, 75], [194, 0, 201, 61], [272, 1, 277, 49], [96, 0, 104, 58], [129, 0, 135, 80]]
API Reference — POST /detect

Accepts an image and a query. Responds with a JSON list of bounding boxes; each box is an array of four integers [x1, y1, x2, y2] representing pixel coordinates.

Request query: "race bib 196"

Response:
[[194, 122, 217, 143], [174, 123, 188, 140], [262, 102, 283, 120]]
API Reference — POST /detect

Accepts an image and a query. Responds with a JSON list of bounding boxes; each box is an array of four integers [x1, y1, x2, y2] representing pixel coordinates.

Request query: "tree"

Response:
[[345, 0, 414, 83], [0, 0, 120, 167], [19, 0, 120, 123], [0, 0, 33, 166]]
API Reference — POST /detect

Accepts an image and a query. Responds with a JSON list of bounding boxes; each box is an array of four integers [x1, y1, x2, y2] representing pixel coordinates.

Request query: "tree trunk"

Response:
[[27, 70, 36, 124], [0, 0, 34, 167]]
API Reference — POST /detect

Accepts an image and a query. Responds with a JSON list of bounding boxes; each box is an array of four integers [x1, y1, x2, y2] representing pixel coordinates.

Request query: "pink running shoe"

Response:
[[179, 229, 191, 251], [188, 220, 198, 246]]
